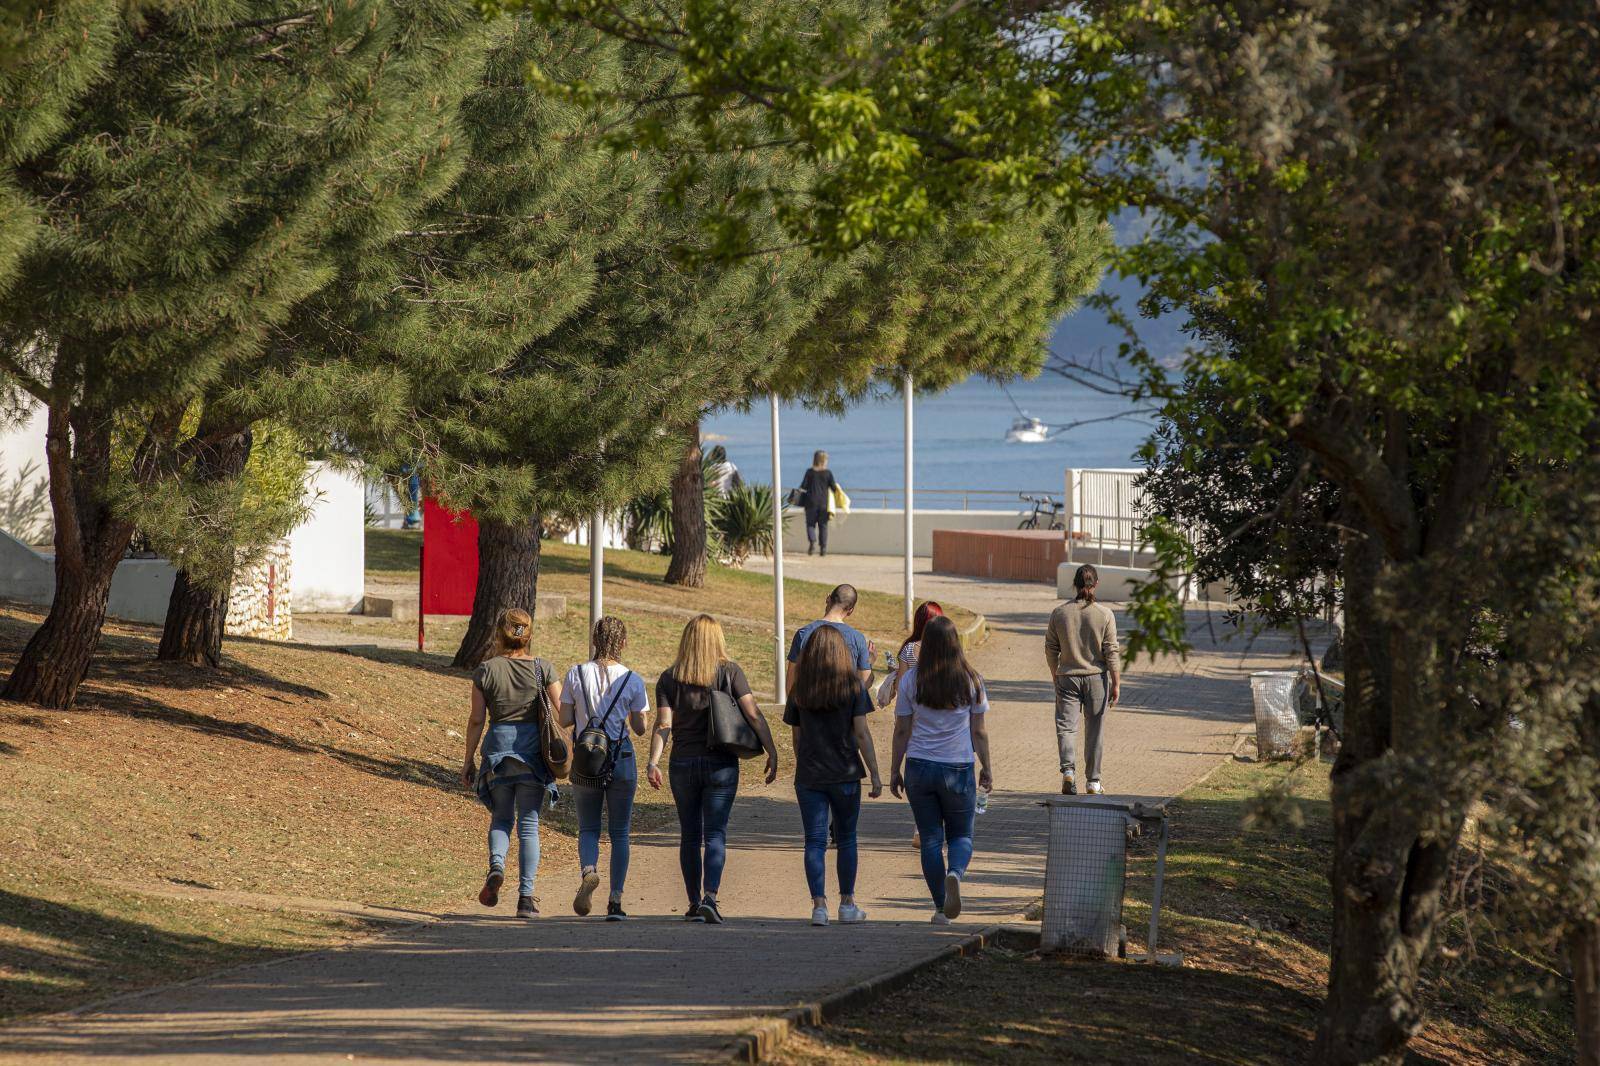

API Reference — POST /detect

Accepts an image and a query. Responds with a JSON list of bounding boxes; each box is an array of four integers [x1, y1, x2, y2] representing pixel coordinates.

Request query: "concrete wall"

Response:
[[289, 463, 365, 612], [782, 508, 1023, 557], [0, 531, 178, 624], [1055, 561, 1233, 605]]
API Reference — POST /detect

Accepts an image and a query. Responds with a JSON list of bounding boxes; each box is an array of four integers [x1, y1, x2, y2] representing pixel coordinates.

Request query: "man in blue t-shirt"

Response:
[[787, 583, 874, 696]]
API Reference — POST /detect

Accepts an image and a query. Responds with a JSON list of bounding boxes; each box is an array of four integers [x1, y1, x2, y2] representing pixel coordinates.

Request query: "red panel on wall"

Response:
[[421, 497, 479, 616]]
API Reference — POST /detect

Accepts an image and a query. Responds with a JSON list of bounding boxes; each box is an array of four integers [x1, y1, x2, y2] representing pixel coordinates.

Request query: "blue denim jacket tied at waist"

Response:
[[474, 721, 556, 811]]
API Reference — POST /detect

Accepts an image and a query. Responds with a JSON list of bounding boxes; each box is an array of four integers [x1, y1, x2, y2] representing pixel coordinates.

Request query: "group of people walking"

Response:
[[460, 564, 1119, 925]]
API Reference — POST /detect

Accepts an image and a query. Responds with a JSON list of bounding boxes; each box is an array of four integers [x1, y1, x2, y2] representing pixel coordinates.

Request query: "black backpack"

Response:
[[571, 665, 634, 788]]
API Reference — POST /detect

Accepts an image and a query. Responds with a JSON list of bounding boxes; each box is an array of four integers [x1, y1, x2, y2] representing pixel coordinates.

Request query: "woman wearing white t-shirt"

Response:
[[559, 616, 650, 920], [890, 615, 994, 923]]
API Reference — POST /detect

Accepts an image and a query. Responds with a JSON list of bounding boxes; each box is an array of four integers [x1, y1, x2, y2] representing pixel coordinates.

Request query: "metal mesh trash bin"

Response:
[[1041, 797, 1130, 957], [1250, 670, 1304, 759]]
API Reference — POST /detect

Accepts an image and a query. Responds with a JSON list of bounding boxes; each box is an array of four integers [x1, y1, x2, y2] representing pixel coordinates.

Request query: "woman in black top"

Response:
[[798, 450, 838, 556], [785, 625, 883, 927], [648, 614, 778, 923]]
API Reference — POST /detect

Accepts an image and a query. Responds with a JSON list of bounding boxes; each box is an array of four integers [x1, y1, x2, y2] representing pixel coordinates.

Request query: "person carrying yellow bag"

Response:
[[828, 482, 850, 517], [798, 451, 842, 556]]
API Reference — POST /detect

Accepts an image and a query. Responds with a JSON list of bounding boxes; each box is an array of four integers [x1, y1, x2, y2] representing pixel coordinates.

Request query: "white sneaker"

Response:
[[943, 873, 962, 919], [573, 869, 600, 916], [930, 911, 952, 925], [810, 905, 829, 927], [1087, 780, 1104, 795], [838, 903, 867, 924]]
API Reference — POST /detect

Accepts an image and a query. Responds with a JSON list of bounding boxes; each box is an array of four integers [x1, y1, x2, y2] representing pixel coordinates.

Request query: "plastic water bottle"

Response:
[[975, 787, 990, 815]]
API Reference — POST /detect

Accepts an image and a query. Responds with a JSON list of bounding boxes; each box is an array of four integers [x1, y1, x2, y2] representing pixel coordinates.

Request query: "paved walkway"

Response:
[[2, 556, 1310, 1065]]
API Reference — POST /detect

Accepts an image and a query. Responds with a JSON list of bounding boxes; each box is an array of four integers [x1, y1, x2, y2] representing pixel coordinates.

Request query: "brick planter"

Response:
[[931, 529, 1065, 584]]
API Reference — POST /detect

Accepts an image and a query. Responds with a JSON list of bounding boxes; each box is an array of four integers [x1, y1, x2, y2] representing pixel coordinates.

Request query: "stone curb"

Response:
[[957, 610, 988, 649], [723, 922, 1028, 1063]]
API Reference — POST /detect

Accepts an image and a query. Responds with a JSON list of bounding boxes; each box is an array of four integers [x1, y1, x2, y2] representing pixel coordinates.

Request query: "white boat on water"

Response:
[[1005, 415, 1050, 444]]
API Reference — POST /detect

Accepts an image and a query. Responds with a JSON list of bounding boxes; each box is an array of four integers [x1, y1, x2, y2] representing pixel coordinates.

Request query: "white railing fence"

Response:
[[1065, 468, 1152, 567]]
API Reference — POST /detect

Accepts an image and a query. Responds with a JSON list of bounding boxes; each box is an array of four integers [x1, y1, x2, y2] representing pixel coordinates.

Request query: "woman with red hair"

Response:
[[877, 601, 945, 708]]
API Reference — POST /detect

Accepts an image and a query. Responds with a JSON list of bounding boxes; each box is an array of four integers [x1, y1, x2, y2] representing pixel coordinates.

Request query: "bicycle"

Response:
[[1017, 492, 1065, 531]]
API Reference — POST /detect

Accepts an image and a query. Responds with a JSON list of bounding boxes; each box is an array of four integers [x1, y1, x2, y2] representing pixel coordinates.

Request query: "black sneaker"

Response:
[[684, 909, 705, 922], [697, 896, 725, 924], [479, 869, 504, 907], [807, 544, 815, 556], [606, 899, 627, 922], [516, 895, 539, 918]]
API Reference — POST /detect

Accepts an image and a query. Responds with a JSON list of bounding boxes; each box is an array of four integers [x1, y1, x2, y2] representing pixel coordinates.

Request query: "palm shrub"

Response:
[[711, 484, 776, 568]]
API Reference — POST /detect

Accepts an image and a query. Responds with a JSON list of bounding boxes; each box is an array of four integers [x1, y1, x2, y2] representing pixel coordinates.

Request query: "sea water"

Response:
[[703, 375, 1155, 503]]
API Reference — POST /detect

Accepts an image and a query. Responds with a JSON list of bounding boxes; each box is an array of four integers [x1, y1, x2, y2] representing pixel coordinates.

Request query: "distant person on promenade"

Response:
[[891, 616, 993, 923], [1044, 563, 1121, 796], [788, 584, 874, 696], [460, 608, 562, 919], [649, 615, 779, 924], [786, 625, 884, 926], [559, 616, 649, 920], [705, 444, 743, 495], [797, 450, 839, 556]]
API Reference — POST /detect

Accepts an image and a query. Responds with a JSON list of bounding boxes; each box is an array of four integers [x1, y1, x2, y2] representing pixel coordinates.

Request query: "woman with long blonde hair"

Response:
[[460, 608, 562, 918], [649, 614, 778, 923]]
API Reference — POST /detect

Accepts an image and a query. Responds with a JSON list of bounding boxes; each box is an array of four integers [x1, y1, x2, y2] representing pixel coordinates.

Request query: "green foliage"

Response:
[[1137, 366, 1342, 632], [0, 0, 122, 292], [116, 422, 312, 593]]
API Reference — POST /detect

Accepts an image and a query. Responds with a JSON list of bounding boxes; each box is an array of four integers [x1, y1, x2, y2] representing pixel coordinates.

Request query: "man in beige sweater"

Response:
[[1044, 564, 1120, 795]]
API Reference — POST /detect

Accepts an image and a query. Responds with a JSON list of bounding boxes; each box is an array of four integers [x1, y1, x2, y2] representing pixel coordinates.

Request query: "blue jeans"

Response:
[[796, 781, 860, 899], [488, 779, 544, 896], [904, 758, 976, 909], [573, 748, 637, 895], [669, 755, 739, 907]]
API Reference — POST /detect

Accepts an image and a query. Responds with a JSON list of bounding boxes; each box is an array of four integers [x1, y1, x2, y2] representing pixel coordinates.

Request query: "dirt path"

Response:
[[1, 557, 1309, 1065]]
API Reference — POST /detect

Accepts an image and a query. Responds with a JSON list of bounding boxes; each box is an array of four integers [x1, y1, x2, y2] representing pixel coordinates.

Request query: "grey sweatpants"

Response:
[[1054, 672, 1109, 782]]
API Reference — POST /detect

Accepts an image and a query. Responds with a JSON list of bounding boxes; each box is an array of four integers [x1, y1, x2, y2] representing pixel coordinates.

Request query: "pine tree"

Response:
[[771, 203, 1108, 409], [332, 20, 661, 668], [659, 201, 1107, 584], [147, 0, 490, 667], [0, 0, 478, 707]]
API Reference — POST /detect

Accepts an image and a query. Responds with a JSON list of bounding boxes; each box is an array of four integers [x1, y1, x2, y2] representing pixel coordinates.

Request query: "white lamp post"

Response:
[[588, 508, 603, 648], [904, 370, 914, 629], [770, 393, 786, 699]]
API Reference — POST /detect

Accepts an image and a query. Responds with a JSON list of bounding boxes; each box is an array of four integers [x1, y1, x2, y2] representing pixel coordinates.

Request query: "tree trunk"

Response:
[[1314, 528, 1463, 1065], [157, 427, 253, 667], [2, 547, 123, 708], [452, 512, 541, 670], [1575, 915, 1600, 1066], [664, 419, 706, 588], [2, 406, 136, 709]]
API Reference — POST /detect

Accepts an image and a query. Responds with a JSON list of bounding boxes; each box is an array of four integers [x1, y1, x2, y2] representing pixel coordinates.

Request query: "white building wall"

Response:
[[288, 462, 365, 612], [0, 405, 53, 544]]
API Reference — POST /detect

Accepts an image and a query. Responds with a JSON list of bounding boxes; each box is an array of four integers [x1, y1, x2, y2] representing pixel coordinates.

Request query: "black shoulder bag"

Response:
[[571, 665, 635, 788], [706, 675, 765, 759]]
